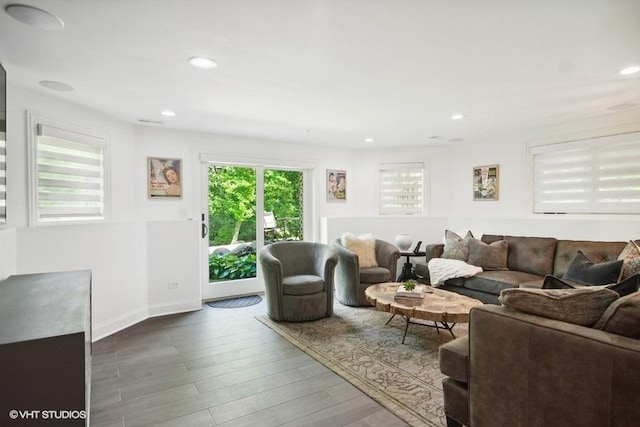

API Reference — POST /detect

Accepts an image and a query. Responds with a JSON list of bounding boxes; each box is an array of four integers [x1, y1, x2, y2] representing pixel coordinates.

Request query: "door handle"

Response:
[[201, 213, 209, 239]]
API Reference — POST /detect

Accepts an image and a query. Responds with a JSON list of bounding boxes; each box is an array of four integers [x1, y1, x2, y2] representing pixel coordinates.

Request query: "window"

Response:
[[379, 162, 424, 215], [531, 132, 640, 214], [29, 115, 108, 224]]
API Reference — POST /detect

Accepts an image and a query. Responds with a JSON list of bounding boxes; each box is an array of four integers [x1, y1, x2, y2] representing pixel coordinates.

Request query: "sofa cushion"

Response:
[[439, 335, 469, 383], [468, 238, 508, 270], [359, 266, 391, 284], [341, 233, 378, 268], [504, 235, 557, 276], [499, 287, 619, 327], [593, 291, 640, 338], [563, 250, 623, 286], [442, 230, 474, 261], [543, 273, 640, 297], [283, 274, 325, 295], [618, 240, 640, 280], [463, 270, 542, 295], [553, 240, 627, 277]]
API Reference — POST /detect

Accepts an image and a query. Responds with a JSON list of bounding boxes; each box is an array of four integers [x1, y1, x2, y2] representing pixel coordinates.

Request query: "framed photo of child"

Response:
[[327, 169, 346, 201]]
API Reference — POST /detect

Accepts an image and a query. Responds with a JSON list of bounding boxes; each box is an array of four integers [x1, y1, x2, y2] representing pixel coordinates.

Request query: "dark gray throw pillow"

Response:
[[542, 273, 639, 297], [563, 250, 623, 286]]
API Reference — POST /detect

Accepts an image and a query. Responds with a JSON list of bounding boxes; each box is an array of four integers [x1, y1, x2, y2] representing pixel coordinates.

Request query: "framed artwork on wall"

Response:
[[473, 164, 499, 201], [148, 157, 182, 198], [327, 169, 346, 201]]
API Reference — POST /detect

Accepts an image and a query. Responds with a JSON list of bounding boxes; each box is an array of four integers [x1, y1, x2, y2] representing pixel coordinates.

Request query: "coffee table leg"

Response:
[[385, 314, 396, 325], [441, 321, 457, 338], [402, 316, 411, 344]]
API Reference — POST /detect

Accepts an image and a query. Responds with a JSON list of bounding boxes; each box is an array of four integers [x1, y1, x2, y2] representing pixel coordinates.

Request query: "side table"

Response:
[[397, 251, 426, 281]]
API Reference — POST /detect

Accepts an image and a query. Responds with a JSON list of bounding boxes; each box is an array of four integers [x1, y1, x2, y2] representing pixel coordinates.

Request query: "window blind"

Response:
[[531, 132, 640, 214], [379, 162, 424, 215], [35, 123, 106, 222]]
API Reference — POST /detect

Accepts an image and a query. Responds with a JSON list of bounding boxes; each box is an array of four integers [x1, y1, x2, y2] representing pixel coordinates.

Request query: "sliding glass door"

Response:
[[201, 160, 306, 301]]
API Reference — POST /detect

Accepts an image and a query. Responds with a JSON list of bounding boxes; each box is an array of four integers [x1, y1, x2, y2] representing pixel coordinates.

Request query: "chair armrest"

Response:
[[469, 305, 640, 426], [258, 248, 283, 290], [314, 244, 339, 283], [375, 240, 401, 277]]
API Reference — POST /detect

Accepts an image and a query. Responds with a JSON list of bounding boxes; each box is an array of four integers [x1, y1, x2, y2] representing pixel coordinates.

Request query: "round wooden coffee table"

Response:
[[365, 282, 483, 343]]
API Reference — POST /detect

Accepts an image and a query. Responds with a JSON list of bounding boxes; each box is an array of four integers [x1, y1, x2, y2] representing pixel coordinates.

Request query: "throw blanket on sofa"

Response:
[[428, 258, 483, 286]]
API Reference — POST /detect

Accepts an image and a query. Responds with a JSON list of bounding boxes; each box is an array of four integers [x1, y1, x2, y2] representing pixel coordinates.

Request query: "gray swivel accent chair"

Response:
[[330, 239, 400, 306], [259, 241, 338, 321]]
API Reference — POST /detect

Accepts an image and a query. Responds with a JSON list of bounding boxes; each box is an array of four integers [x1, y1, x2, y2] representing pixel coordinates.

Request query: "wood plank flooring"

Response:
[[90, 297, 409, 427]]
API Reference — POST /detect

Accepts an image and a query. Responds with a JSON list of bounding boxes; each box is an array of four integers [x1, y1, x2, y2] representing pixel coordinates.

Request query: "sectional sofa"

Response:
[[415, 234, 633, 304]]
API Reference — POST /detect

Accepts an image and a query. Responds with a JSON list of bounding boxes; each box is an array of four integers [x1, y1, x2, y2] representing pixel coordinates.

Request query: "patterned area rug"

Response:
[[256, 303, 468, 427], [206, 295, 262, 308]]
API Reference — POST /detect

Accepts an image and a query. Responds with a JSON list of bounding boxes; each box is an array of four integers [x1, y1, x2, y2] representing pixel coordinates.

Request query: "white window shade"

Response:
[[379, 162, 424, 215], [34, 123, 106, 223], [532, 132, 640, 214]]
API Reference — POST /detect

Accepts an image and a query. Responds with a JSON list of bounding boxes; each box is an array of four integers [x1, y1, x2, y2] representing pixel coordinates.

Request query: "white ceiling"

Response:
[[1, 0, 639, 148]]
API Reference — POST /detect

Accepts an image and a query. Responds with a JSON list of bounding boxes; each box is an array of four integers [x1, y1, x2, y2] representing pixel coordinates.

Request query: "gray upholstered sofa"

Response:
[[439, 302, 640, 427], [415, 234, 632, 304]]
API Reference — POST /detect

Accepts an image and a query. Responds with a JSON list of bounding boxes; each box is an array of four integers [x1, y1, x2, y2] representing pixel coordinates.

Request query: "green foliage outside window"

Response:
[[209, 252, 257, 281], [208, 166, 303, 246]]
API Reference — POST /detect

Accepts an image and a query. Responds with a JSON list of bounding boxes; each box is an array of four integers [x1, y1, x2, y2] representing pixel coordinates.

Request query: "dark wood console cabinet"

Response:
[[0, 270, 91, 426]]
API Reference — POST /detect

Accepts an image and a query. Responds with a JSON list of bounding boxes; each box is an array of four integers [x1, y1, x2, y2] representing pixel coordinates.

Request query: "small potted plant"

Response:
[[404, 279, 417, 291]]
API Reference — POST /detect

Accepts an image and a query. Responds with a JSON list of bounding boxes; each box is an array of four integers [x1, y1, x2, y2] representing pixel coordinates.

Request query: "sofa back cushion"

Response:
[[504, 236, 557, 276], [554, 240, 626, 278]]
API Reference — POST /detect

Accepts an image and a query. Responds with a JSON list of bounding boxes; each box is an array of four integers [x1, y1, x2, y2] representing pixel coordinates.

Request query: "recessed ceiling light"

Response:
[[619, 65, 640, 76], [39, 80, 73, 91], [161, 110, 176, 117], [189, 57, 217, 69], [5, 4, 64, 30], [451, 114, 466, 120], [364, 138, 374, 142]]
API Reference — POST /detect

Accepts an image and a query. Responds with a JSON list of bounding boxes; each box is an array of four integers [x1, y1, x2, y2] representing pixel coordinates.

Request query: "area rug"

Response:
[[256, 303, 468, 427], [207, 295, 262, 308]]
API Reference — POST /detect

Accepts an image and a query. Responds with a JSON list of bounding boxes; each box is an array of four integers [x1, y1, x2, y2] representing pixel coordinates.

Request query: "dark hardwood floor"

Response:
[[90, 297, 409, 427]]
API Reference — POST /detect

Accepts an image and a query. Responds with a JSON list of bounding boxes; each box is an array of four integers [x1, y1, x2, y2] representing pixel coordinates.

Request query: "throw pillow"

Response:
[[341, 233, 378, 268], [617, 240, 640, 280], [442, 230, 474, 262], [542, 273, 640, 297], [467, 238, 508, 271], [563, 250, 623, 286], [541, 275, 574, 289], [593, 290, 640, 339], [499, 287, 619, 327]]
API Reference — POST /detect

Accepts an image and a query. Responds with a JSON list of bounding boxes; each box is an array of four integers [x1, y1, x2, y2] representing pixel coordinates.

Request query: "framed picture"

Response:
[[473, 165, 499, 201], [326, 169, 346, 201], [148, 157, 182, 198]]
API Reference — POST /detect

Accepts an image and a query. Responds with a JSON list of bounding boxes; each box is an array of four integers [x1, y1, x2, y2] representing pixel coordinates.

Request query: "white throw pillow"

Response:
[[341, 233, 378, 268]]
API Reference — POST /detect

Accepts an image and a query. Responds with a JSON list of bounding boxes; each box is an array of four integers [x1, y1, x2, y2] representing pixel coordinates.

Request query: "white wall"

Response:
[[16, 223, 148, 341], [147, 220, 201, 316]]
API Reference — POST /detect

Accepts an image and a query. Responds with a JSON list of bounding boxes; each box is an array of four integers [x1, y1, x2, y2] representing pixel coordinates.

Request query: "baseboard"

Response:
[[92, 305, 148, 342], [147, 299, 202, 318]]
